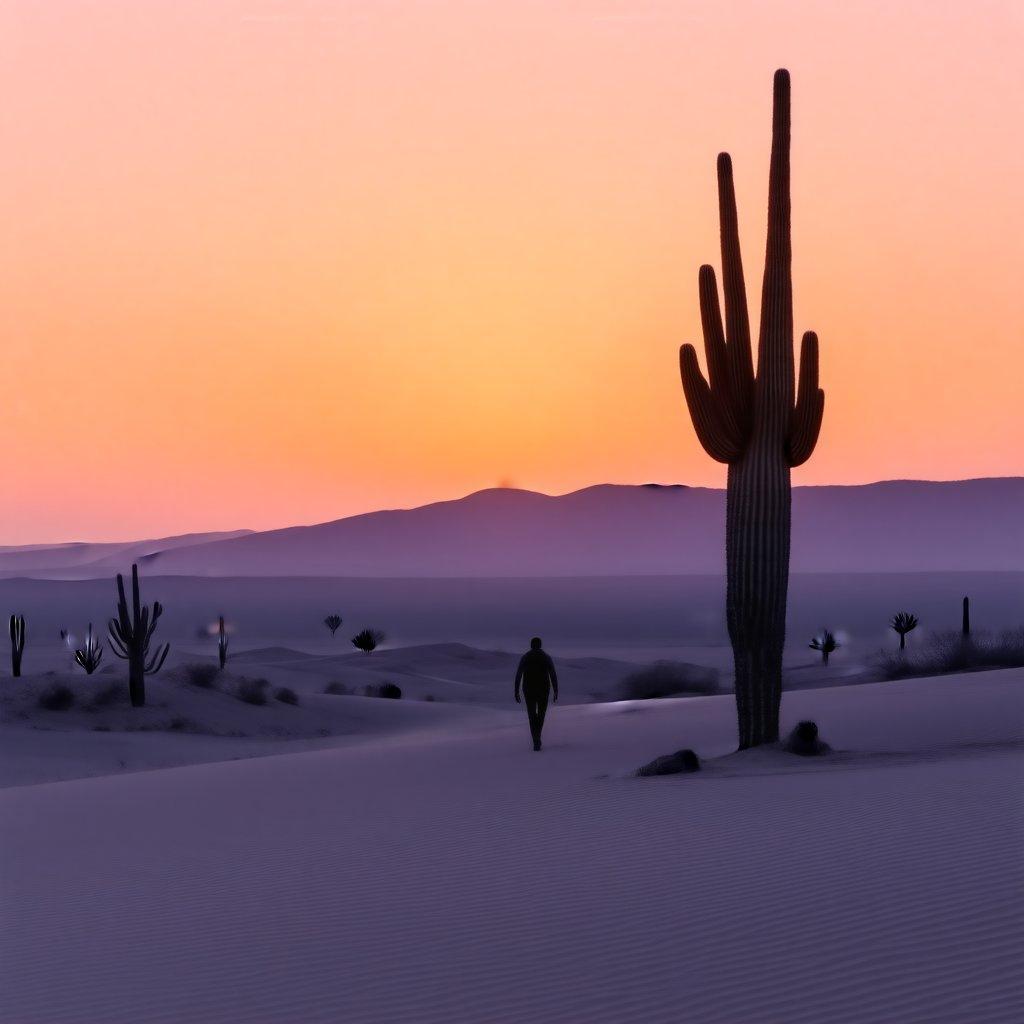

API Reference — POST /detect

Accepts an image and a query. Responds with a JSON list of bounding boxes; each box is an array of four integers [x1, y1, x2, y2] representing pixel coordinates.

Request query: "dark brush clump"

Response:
[[620, 662, 718, 700], [377, 682, 402, 700], [183, 663, 220, 689], [38, 684, 75, 711], [783, 720, 831, 756], [636, 749, 701, 777], [236, 677, 269, 706], [324, 681, 350, 695], [274, 686, 299, 706]]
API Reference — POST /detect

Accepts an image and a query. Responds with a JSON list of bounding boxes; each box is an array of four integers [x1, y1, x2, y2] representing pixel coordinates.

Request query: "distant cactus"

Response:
[[809, 630, 839, 665], [74, 623, 104, 675], [217, 616, 229, 670], [678, 70, 824, 748], [890, 612, 919, 651], [9, 615, 26, 677], [351, 628, 385, 654], [108, 564, 170, 707], [324, 614, 343, 637], [962, 596, 971, 638]]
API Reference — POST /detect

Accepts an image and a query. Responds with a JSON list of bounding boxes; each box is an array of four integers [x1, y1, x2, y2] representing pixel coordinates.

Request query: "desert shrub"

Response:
[[351, 628, 385, 654], [783, 720, 831, 756], [38, 684, 75, 711], [378, 682, 402, 700], [620, 661, 718, 701], [274, 686, 299, 706], [324, 681, 350, 695], [183, 663, 220, 689], [168, 716, 196, 732], [90, 682, 123, 708], [236, 677, 269, 706], [424, 694, 436, 702], [879, 629, 1024, 681]]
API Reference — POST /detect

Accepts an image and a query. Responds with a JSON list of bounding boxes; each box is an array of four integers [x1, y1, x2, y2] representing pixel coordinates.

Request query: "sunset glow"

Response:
[[4, 0, 1022, 542]]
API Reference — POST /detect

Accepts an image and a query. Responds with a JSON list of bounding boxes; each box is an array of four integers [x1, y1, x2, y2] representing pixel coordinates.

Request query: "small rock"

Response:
[[636, 748, 701, 776]]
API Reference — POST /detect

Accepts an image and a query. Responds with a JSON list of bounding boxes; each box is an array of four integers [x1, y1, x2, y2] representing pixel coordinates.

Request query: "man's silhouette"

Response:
[[514, 637, 558, 751]]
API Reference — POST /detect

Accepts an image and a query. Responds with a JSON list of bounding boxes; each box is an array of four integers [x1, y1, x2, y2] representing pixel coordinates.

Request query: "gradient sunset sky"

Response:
[[4, 1, 1022, 543]]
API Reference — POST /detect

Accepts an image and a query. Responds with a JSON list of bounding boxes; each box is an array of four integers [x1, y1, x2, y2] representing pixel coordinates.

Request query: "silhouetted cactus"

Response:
[[217, 616, 229, 669], [108, 563, 170, 707], [9, 614, 25, 677], [890, 611, 919, 651], [962, 596, 971, 638], [351, 628, 385, 654], [74, 623, 104, 674], [809, 629, 839, 666], [678, 70, 824, 748], [324, 614, 343, 637]]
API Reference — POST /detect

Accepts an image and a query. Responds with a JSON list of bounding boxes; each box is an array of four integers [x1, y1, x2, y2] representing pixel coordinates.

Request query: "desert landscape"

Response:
[[5, 4, 1023, 1022]]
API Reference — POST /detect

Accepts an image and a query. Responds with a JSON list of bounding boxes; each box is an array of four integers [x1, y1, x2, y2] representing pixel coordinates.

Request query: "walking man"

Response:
[[514, 637, 558, 751]]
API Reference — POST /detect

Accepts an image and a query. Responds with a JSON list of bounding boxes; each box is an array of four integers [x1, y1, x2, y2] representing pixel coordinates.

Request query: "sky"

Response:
[[3, 0, 1022, 543]]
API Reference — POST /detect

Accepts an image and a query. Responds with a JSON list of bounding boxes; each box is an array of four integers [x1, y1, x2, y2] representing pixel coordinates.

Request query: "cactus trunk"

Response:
[[962, 596, 970, 638], [678, 71, 823, 749]]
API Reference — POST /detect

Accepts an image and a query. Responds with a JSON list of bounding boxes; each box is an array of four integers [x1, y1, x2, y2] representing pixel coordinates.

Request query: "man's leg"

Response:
[[527, 689, 549, 750]]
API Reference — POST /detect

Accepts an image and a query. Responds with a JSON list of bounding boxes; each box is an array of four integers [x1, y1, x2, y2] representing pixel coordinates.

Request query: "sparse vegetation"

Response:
[[808, 630, 839, 665], [74, 623, 104, 674], [183, 663, 220, 689], [636, 749, 701, 776], [324, 614, 343, 637], [783, 720, 831, 756], [324, 681, 350, 695], [108, 563, 170, 707], [378, 682, 402, 700], [10, 614, 26, 677], [879, 629, 1024, 680], [236, 677, 269, 706], [352, 628, 385, 654], [890, 612, 919, 651], [38, 684, 75, 711], [620, 662, 718, 701], [274, 686, 299, 705]]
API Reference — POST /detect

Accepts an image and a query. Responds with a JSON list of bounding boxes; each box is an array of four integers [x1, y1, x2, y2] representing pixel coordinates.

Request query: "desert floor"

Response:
[[2, 662, 1022, 1024]]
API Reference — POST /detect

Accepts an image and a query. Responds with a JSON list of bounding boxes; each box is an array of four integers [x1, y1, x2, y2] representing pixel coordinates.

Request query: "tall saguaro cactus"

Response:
[[9, 615, 25, 677], [678, 70, 824, 748], [108, 563, 170, 707]]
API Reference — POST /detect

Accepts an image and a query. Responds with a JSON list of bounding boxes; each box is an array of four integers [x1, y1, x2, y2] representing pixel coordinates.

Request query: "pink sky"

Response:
[[3, 1, 1022, 542]]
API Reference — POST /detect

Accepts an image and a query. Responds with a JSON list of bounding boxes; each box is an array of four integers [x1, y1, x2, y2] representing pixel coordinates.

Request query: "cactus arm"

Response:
[[787, 330, 825, 466], [679, 345, 743, 462], [145, 643, 170, 675], [715, 153, 754, 420], [108, 619, 130, 659]]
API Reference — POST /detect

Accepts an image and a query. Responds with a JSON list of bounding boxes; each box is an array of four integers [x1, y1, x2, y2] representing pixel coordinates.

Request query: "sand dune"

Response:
[[2, 670, 1021, 1023]]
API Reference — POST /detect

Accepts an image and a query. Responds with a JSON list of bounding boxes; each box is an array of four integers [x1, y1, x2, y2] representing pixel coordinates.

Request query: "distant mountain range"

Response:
[[1, 479, 1020, 579]]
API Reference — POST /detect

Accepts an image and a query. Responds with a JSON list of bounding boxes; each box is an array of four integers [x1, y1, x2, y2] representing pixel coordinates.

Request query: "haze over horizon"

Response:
[[6, 1, 1023, 542]]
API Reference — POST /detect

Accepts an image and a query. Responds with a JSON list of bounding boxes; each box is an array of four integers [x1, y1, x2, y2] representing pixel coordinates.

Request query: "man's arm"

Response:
[[547, 654, 559, 702], [514, 655, 525, 703]]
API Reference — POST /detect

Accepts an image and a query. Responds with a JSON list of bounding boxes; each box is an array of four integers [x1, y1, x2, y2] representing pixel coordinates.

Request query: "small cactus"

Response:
[[890, 612, 919, 651], [108, 564, 170, 707], [217, 616, 229, 670], [324, 614, 343, 637], [9, 615, 25, 677], [74, 623, 104, 675], [962, 596, 971, 638], [808, 629, 839, 666]]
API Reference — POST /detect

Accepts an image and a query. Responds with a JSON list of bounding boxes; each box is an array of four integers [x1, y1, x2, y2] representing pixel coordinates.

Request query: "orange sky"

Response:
[[3, 1, 1022, 543]]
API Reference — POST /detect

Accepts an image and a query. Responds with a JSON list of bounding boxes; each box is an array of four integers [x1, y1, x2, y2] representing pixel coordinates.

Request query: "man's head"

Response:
[[530, 636, 542, 650]]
